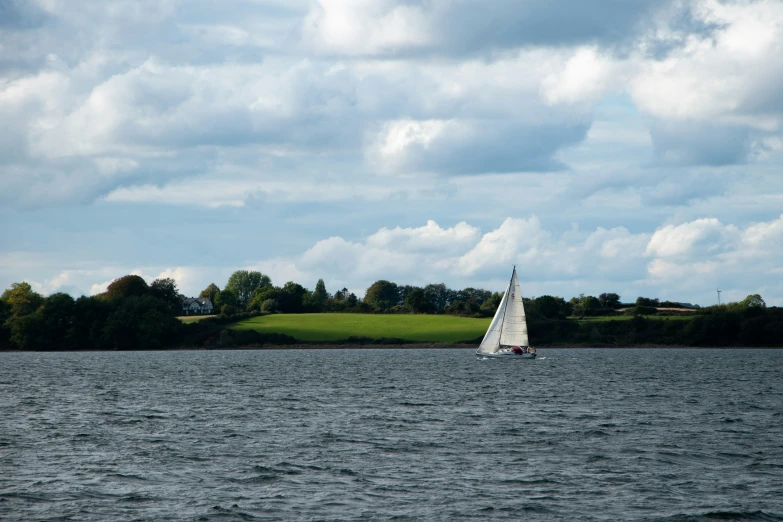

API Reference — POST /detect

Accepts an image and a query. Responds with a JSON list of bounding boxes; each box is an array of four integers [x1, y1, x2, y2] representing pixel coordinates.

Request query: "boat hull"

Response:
[[476, 351, 537, 359]]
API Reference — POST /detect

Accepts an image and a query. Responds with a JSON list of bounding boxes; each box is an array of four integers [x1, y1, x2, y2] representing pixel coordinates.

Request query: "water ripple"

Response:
[[1, 348, 782, 521]]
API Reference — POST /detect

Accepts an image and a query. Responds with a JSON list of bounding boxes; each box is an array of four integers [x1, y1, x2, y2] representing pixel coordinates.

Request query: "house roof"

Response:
[[182, 297, 213, 307]]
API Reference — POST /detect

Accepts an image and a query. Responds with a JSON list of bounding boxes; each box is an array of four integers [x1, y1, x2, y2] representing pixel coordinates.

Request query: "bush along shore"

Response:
[[1, 272, 782, 351]]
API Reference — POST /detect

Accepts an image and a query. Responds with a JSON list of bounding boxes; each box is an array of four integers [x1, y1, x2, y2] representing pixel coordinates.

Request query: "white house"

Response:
[[181, 297, 214, 316]]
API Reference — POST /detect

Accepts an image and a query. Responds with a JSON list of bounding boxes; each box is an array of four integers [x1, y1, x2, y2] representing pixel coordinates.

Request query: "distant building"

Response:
[[181, 297, 214, 316]]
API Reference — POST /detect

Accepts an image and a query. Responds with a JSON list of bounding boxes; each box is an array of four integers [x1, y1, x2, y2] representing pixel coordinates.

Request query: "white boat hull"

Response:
[[476, 350, 537, 359]]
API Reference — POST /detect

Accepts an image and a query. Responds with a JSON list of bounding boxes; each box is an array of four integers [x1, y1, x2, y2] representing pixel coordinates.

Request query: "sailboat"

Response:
[[476, 267, 536, 359]]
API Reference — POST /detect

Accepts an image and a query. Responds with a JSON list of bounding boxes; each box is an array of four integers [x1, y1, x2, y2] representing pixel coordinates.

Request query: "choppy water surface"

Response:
[[1, 348, 782, 521]]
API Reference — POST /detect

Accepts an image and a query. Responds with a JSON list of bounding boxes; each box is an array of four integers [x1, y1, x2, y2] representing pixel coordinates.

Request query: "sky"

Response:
[[1, 0, 782, 306]]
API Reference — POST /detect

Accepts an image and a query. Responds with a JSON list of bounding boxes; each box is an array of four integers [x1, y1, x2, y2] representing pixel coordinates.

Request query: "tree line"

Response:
[[1, 270, 780, 350], [197, 271, 705, 319]]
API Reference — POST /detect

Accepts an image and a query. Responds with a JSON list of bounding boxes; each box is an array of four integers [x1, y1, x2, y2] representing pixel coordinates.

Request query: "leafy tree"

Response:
[[215, 288, 239, 309], [636, 296, 660, 308], [249, 286, 279, 311], [456, 287, 492, 307], [38, 293, 77, 350], [423, 283, 451, 312], [532, 295, 569, 319], [150, 278, 183, 313], [260, 299, 279, 313], [480, 292, 503, 316], [405, 287, 432, 313], [1, 282, 45, 349], [309, 279, 329, 311], [364, 280, 399, 311], [741, 294, 766, 308], [7, 312, 45, 350], [69, 296, 111, 350], [0, 299, 10, 350], [1, 282, 44, 317], [599, 293, 621, 309], [225, 270, 272, 309], [105, 275, 150, 300], [102, 295, 181, 350], [198, 283, 221, 303], [278, 282, 306, 313], [572, 294, 600, 317], [445, 299, 481, 316], [220, 304, 238, 315]]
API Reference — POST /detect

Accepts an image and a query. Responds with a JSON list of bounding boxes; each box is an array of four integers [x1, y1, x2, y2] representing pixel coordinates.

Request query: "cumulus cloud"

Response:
[[302, 0, 666, 57], [2, 0, 783, 310], [263, 214, 782, 305], [645, 214, 783, 304], [247, 217, 652, 294], [368, 119, 588, 175], [632, 1, 783, 122], [6, 213, 782, 306], [646, 218, 738, 258], [3, 0, 782, 210]]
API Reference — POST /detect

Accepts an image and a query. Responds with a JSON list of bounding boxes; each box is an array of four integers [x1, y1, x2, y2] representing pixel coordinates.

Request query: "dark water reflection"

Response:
[[1, 348, 782, 521]]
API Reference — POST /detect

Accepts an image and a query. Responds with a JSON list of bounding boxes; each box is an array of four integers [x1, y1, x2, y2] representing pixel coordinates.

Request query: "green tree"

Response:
[[533, 295, 569, 319], [38, 293, 77, 350], [1, 282, 45, 317], [198, 283, 221, 303], [150, 278, 182, 313], [1, 282, 45, 349], [102, 295, 181, 350], [741, 294, 766, 308], [456, 287, 492, 307], [69, 296, 111, 350], [599, 293, 621, 308], [423, 283, 451, 312], [0, 299, 10, 349], [572, 294, 600, 318], [248, 286, 279, 311], [636, 296, 660, 308], [364, 280, 399, 310], [225, 270, 272, 309], [260, 299, 279, 313], [106, 275, 149, 300], [215, 288, 239, 310], [310, 279, 329, 311], [278, 282, 307, 313], [480, 292, 503, 316], [404, 287, 431, 313]]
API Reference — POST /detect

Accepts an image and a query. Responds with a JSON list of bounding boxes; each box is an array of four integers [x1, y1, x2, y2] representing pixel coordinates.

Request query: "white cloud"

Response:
[[644, 214, 783, 305], [6, 213, 782, 306], [456, 217, 552, 275], [541, 47, 621, 106], [630, 0, 783, 129], [2, 0, 783, 311], [302, 0, 430, 56], [645, 218, 739, 258]]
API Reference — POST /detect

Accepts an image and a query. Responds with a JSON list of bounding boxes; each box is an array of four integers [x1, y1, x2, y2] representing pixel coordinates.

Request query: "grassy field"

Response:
[[177, 315, 212, 323], [230, 313, 492, 343]]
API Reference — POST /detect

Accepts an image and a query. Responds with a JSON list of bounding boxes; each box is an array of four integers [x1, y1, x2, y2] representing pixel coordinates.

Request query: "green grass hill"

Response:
[[230, 313, 491, 343]]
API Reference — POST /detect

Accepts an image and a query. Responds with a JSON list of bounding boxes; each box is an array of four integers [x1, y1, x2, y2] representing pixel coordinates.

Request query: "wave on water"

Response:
[[2, 348, 782, 521], [649, 511, 783, 521]]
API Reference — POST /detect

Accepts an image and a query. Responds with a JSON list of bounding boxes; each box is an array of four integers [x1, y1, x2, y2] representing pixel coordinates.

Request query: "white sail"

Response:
[[477, 283, 509, 354], [499, 268, 529, 347]]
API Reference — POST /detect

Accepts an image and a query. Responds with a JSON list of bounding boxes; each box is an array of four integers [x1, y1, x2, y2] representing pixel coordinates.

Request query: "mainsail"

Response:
[[477, 267, 529, 353]]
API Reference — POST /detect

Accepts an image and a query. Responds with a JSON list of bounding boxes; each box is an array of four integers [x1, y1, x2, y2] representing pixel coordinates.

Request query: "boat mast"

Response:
[[496, 266, 515, 349]]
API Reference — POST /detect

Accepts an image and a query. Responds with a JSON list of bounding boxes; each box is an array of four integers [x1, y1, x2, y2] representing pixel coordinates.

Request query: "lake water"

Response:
[[1, 348, 782, 521]]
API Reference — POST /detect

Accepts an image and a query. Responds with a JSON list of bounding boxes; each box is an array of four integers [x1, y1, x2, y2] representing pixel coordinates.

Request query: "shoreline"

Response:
[[2, 344, 782, 352]]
